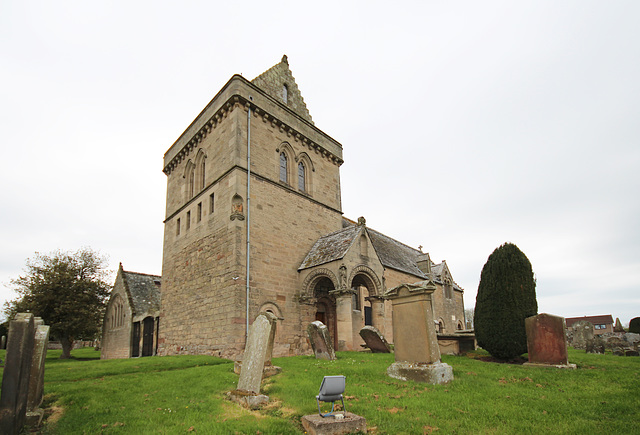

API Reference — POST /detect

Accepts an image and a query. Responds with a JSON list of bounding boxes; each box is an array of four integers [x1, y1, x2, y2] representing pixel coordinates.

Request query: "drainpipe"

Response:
[[246, 99, 252, 341]]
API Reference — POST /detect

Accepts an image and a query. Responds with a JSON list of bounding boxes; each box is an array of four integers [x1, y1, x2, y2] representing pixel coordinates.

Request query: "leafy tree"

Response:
[[474, 243, 538, 359], [4, 248, 111, 358], [629, 317, 640, 334]]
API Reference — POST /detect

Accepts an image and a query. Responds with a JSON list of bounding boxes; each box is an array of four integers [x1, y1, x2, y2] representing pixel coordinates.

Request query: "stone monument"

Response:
[[230, 312, 278, 409], [359, 326, 391, 353], [0, 313, 36, 435], [307, 321, 336, 360], [524, 313, 575, 369], [26, 319, 50, 426], [571, 320, 594, 349], [384, 282, 453, 384]]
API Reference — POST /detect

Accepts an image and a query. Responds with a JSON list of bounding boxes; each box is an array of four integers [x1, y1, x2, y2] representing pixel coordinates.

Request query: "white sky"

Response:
[[1, 1, 639, 324]]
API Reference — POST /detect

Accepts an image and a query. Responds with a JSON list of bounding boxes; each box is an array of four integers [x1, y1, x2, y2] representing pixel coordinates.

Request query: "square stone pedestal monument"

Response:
[[384, 281, 453, 384]]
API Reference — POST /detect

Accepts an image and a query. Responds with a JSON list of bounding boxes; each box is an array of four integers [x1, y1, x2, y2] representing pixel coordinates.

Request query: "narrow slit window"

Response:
[[186, 211, 191, 230], [210, 193, 215, 214], [176, 218, 181, 236], [279, 153, 288, 183], [197, 202, 202, 222], [298, 162, 305, 191]]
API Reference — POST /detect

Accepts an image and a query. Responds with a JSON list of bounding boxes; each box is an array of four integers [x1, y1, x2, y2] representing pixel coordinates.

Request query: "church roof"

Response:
[[298, 224, 361, 270], [299, 218, 463, 291], [252, 55, 314, 124], [122, 270, 161, 316]]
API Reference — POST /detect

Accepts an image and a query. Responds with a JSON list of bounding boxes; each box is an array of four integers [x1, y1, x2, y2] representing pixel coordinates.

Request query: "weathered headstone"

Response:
[[307, 321, 336, 361], [1, 335, 6, 350], [0, 313, 36, 435], [359, 326, 391, 353], [586, 336, 605, 354], [26, 319, 50, 427], [571, 320, 594, 349], [524, 314, 575, 369], [384, 282, 453, 384], [301, 412, 366, 435], [231, 312, 278, 408]]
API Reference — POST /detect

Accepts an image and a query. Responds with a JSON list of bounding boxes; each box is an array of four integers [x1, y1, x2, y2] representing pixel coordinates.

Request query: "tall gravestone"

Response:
[[571, 320, 594, 350], [307, 321, 336, 360], [384, 282, 453, 384], [231, 312, 278, 409], [524, 313, 575, 369], [26, 319, 50, 426], [0, 313, 36, 435], [1, 335, 6, 350]]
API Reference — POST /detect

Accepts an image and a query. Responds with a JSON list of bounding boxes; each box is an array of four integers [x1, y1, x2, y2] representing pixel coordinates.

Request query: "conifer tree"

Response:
[[474, 243, 538, 359], [629, 317, 640, 334]]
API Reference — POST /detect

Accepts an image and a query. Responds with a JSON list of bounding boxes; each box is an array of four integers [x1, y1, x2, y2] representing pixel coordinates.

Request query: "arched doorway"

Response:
[[351, 271, 383, 333], [312, 277, 337, 349]]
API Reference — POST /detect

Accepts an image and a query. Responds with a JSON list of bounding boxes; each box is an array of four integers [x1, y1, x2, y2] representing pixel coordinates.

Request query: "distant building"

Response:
[[156, 56, 466, 359], [101, 264, 161, 359], [566, 315, 614, 335]]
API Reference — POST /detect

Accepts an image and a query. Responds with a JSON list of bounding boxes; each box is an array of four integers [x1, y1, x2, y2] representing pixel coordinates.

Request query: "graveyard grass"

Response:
[[0, 348, 638, 434]]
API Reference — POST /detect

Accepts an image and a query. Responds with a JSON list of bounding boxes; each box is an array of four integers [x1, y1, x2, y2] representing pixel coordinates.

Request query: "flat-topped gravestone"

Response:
[[301, 412, 366, 435], [0, 313, 36, 435], [308, 321, 336, 361], [524, 314, 575, 369], [571, 320, 594, 350], [359, 326, 391, 353], [26, 320, 50, 426], [384, 282, 453, 384], [231, 312, 278, 409]]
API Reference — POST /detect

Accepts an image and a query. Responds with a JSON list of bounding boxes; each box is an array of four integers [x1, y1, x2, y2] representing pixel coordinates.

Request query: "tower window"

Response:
[[176, 218, 181, 236], [197, 202, 202, 222], [279, 153, 288, 183], [210, 193, 215, 214], [186, 211, 191, 230], [298, 162, 306, 191]]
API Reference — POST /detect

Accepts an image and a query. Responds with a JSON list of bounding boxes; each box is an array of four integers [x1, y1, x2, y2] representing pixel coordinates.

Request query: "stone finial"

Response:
[[357, 216, 366, 226], [281, 54, 288, 65]]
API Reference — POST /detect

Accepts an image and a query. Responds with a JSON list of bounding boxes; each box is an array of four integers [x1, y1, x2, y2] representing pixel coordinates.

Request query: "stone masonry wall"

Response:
[[101, 274, 133, 359]]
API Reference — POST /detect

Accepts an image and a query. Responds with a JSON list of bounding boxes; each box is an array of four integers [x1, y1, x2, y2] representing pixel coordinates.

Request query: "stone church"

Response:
[[154, 56, 466, 359]]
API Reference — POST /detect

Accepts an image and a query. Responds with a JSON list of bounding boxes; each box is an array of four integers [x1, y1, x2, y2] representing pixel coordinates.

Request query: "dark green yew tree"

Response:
[[629, 317, 640, 334], [474, 243, 538, 359]]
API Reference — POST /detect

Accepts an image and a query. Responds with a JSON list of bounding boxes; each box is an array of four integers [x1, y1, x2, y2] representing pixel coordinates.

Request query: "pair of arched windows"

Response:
[[111, 296, 126, 329], [185, 151, 206, 201], [279, 151, 308, 192]]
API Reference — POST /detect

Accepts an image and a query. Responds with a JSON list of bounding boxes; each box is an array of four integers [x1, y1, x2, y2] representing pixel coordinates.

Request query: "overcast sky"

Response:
[[1, 1, 638, 325]]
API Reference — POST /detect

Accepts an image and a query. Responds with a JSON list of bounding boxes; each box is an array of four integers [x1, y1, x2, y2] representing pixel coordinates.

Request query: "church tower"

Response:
[[159, 56, 344, 358]]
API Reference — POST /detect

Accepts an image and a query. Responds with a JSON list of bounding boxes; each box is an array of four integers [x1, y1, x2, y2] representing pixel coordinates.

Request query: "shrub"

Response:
[[629, 317, 640, 334], [474, 243, 538, 359]]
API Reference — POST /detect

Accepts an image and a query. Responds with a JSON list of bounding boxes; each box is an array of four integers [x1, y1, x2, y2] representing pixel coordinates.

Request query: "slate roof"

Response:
[[298, 225, 361, 270], [122, 270, 161, 316], [299, 219, 463, 291], [565, 315, 614, 328]]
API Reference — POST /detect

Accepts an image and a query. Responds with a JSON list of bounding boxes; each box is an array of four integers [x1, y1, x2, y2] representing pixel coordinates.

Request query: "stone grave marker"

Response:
[[231, 312, 278, 408], [1, 335, 6, 350], [0, 313, 36, 435], [384, 282, 453, 384], [586, 336, 605, 354], [571, 320, 594, 349], [26, 319, 50, 426], [359, 326, 391, 353], [524, 313, 575, 369], [307, 321, 336, 361]]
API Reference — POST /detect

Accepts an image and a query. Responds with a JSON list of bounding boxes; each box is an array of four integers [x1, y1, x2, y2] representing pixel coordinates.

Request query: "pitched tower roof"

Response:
[[252, 55, 314, 124]]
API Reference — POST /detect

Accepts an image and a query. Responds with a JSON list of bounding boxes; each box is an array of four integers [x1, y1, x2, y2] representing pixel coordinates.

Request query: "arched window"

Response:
[[200, 160, 205, 190], [279, 153, 288, 183], [298, 162, 306, 191]]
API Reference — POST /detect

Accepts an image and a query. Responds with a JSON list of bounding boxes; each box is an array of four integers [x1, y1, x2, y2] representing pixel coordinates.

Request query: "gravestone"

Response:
[[307, 321, 336, 361], [586, 336, 605, 354], [0, 313, 36, 435], [26, 319, 50, 426], [571, 320, 594, 349], [524, 314, 575, 369], [231, 312, 277, 408], [359, 326, 391, 353], [613, 317, 625, 333], [384, 282, 453, 384], [1, 335, 6, 350]]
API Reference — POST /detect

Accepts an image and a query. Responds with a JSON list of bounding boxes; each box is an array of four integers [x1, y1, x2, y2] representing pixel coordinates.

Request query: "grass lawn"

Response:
[[1, 347, 639, 434]]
